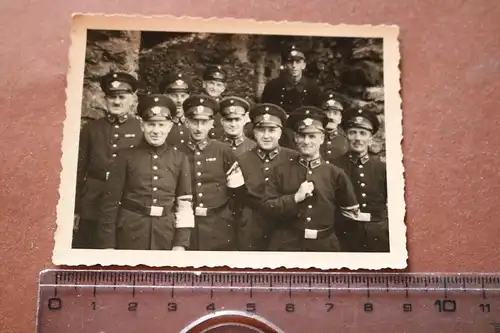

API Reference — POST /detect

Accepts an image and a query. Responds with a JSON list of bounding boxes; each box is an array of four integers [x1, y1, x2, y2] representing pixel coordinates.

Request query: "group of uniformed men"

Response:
[[73, 45, 389, 253]]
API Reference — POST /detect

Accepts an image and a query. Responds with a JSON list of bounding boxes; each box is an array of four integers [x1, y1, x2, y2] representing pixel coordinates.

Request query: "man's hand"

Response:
[[294, 181, 315, 203], [172, 246, 186, 251], [73, 214, 81, 232]]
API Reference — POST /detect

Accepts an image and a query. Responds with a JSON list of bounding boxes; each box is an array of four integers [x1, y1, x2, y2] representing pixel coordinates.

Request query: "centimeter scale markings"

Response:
[[38, 270, 500, 333]]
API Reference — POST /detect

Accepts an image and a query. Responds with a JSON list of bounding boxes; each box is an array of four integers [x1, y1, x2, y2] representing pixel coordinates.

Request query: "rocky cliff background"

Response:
[[81, 30, 385, 156]]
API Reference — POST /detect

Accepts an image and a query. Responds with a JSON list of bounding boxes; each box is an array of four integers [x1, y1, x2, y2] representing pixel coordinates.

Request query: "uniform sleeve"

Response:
[[260, 79, 275, 103], [75, 122, 90, 214], [262, 166, 299, 218], [307, 80, 323, 107], [334, 169, 360, 220], [173, 154, 194, 248], [97, 153, 128, 249]]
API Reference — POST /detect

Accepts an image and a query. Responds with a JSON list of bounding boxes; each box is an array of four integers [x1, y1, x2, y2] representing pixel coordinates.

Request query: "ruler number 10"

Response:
[[434, 299, 456, 312]]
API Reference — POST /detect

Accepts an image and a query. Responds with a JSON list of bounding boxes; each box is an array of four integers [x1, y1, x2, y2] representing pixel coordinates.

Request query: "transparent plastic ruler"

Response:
[[37, 269, 500, 333]]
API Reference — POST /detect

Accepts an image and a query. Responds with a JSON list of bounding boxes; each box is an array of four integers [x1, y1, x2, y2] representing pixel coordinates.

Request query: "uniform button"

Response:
[[197, 182, 202, 186], [326, 161, 330, 164], [129, 145, 134, 148], [180, 131, 183, 135], [232, 147, 236, 150], [361, 193, 366, 197], [114, 134, 119, 138], [265, 159, 269, 163], [114, 125, 119, 128], [308, 171, 312, 175], [198, 193, 203, 197], [308, 205, 312, 209], [181, 140, 184, 143], [112, 154, 117, 158], [153, 187, 158, 191], [112, 144, 117, 148], [306, 217, 311, 221], [361, 183, 365, 187], [359, 165, 363, 169], [153, 176, 158, 180], [265, 167, 270, 171], [327, 150, 331, 154], [196, 152, 201, 156], [153, 199, 158, 203], [153, 166, 158, 170], [327, 141, 331, 145], [197, 161, 201, 165], [197, 172, 202, 176], [199, 203, 204, 207], [153, 155, 158, 159], [265, 177, 269, 181], [362, 203, 367, 208], [360, 173, 365, 177]]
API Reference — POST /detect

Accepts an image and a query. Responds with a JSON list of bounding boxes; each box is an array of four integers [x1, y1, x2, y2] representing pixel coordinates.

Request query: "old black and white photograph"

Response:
[[53, 15, 405, 269]]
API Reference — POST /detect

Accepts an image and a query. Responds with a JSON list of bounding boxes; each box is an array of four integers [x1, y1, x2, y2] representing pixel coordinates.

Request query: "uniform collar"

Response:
[[326, 129, 339, 140], [140, 139, 169, 154], [173, 115, 186, 125], [348, 152, 370, 165], [298, 156, 322, 169], [257, 148, 280, 161], [187, 138, 210, 151], [223, 135, 245, 147], [107, 113, 130, 124], [284, 74, 306, 92]]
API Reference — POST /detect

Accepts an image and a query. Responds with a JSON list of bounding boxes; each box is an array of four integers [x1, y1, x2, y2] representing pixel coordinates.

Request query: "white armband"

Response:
[[174, 195, 195, 228], [226, 161, 245, 188], [340, 204, 361, 220]]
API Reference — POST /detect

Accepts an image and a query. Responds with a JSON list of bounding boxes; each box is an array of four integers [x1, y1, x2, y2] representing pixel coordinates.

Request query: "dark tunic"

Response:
[[263, 156, 359, 252], [260, 74, 322, 149], [237, 147, 299, 251], [176, 139, 240, 251], [221, 135, 257, 157], [320, 129, 349, 163], [166, 117, 189, 146], [73, 114, 143, 248], [98, 140, 193, 250], [332, 153, 389, 252]]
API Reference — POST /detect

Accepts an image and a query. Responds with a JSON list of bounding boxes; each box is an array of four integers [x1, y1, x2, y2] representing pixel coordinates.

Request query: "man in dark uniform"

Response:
[[219, 96, 257, 156], [199, 65, 228, 140], [319, 93, 349, 162], [333, 108, 389, 252], [263, 106, 360, 252], [73, 72, 143, 249], [237, 103, 299, 251], [97, 94, 194, 250], [176, 94, 245, 251], [162, 72, 191, 146], [260, 45, 322, 149]]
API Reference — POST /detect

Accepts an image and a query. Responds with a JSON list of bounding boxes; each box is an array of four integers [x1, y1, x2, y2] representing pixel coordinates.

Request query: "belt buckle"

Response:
[[304, 229, 318, 239], [149, 206, 164, 216]]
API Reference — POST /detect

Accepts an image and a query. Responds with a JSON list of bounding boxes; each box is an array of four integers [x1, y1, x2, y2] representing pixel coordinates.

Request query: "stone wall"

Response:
[[81, 30, 140, 123]]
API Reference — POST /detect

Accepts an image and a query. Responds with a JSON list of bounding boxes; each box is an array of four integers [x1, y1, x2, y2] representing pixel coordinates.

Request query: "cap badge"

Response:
[[305, 109, 310, 115], [200, 98, 204, 103], [230, 100, 234, 104], [265, 107, 269, 111], [327, 99, 335, 106], [196, 105, 204, 113], [358, 109, 363, 114], [154, 97, 159, 102], [112, 74, 117, 78], [291, 50, 298, 56], [110, 81, 120, 88], [175, 79, 184, 86], [151, 106, 162, 115], [178, 73, 183, 78], [329, 94, 333, 98], [229, 106, 236, 112], [263, 114, 271, 121], [303, 118, 313, 126], [355, 116, 364, 124]]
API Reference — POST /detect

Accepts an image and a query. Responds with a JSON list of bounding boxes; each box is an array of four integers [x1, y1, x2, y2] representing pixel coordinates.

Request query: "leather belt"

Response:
[[121, 199, 170, 217], [303, 226, 334, 240], [87, 170, 110, 181]]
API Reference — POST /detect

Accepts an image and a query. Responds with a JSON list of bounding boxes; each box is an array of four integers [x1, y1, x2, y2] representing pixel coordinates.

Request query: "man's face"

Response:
[[346, 127, 373, 155], [294, 131, 324, 157], [221, 115, 245, 137], [284, 59, 306, 79], [141, 120, 173, 147], [166, 92, 189, 117], [105, 92, 136, 116], [325, 110, 342, 132], [254, 126, 282, 151], [186, 118, 214, 142], [202, 80, 226, 98]]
